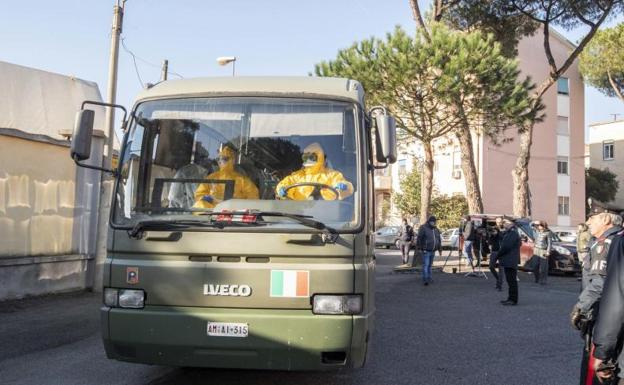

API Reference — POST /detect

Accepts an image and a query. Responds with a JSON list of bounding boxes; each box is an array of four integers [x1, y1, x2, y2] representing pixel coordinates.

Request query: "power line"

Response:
[[120, 36, 184, 87], [121, 37, 144, 87]]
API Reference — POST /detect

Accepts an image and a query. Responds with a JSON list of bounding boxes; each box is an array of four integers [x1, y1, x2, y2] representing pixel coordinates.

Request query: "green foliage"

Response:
[[393, 163, 422, 216], [430, 194, 470, 230], [314, 24, 536, 143], [441, 0, 539, 57], [580, 23, 624, 101], [314, 23, 537, 218], [393, 163, 468, 229], [586, 167, 620, 203]]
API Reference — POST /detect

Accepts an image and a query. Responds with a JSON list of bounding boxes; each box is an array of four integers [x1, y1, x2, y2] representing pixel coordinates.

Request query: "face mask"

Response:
[[303, 159, 316, 167], [429, 221, 435, 226]]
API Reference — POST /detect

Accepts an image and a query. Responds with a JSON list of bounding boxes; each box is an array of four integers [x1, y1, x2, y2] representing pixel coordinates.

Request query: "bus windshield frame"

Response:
[[111, 96, 365, 234]]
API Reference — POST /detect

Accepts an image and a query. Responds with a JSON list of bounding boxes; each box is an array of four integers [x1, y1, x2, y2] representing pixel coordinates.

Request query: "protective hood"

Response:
[[217, 146, 236, 173], [302, 142, 325, 174]]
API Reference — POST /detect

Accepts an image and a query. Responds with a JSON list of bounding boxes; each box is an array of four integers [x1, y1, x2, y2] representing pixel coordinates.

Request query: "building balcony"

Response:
[[374, 175, 392, 191]]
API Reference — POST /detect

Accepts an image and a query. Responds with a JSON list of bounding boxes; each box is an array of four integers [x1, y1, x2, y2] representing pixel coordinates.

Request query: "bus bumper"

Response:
[[101, 306, 370, 370]]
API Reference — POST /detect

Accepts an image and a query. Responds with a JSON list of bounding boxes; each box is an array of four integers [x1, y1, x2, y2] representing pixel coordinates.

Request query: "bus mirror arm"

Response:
[[73, 154, 119, 177]]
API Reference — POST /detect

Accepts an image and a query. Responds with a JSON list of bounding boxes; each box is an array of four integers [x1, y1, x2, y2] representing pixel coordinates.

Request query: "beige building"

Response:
[[0, 61, 106, 300], [377, 28, 585, 227], [588, 119, 624, 207]]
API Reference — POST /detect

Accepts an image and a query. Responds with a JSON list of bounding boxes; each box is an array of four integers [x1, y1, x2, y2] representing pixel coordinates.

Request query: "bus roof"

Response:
[[135, 76, 365, 106]]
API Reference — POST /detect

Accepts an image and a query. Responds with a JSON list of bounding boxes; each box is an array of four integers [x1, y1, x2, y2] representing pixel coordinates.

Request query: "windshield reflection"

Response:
[[114, 97, 360, 230]]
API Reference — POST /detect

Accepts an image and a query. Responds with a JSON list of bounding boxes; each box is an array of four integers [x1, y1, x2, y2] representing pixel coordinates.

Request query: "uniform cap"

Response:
[[587, 197, 624, 217]]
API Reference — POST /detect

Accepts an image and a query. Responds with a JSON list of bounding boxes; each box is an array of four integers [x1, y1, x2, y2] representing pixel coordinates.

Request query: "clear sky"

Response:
[[1, 0, 622, 137]]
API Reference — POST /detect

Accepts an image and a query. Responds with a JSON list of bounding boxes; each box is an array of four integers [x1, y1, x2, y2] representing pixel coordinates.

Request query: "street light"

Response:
[[216, 56, 236, 76]]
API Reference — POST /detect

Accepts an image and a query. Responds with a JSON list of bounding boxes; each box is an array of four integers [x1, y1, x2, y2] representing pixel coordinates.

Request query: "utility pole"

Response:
[[103, 0, 125, 169], [160, 59, 168, 81], [90, 0, 126, 291]]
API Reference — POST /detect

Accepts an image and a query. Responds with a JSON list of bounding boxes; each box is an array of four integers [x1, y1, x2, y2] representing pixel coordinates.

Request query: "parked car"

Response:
[[441, 228, 460, 250], [459, 214, 580, 275], [552, 229, 577, 243], [375, 226, 401, 249]]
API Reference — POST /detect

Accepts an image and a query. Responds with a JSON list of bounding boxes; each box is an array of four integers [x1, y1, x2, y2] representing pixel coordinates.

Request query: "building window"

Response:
[[558, 196, 570, 216], [398, 159, 407, 175], [557, 116, 569, 135], [603, 141, 614, 160], [557, 157, 569, 175], [557, 77, 569, 95]]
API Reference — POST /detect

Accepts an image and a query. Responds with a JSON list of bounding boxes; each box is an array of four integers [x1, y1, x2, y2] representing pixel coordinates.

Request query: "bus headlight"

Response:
[[118, 289, 145, 308], [312, 295, 363, 315], [103, 288, 145, 309]]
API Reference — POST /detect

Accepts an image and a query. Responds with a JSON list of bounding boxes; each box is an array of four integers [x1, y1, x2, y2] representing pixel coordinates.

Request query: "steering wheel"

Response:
[[282, 182, 340, 201]]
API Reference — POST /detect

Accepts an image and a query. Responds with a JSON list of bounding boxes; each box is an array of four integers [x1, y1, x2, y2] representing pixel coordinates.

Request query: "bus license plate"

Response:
[[207, 322, 249, 337]]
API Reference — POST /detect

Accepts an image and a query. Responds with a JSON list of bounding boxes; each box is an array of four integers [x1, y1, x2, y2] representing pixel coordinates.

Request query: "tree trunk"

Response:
[[420, 141, 434, 225], [454, 128, 484, 214], [512, 121, 533, 217], [408, 0, 429, 40]]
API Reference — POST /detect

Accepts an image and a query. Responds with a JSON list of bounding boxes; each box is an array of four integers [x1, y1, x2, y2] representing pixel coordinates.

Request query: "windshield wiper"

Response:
[[128, 219, 220, 239], [250, 211, 339, 243]]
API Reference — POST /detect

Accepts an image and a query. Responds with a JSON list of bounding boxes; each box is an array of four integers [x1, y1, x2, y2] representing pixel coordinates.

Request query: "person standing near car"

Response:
[[462, 216, 477, 268], [533, 221, 553, 285], [497, 219, 521, 305], [576, 223, 592, 288], [569, 199, 623, 385], [398, 218, 414, 266], [416, 215, 442, 286], [488, 217, 505, 291]]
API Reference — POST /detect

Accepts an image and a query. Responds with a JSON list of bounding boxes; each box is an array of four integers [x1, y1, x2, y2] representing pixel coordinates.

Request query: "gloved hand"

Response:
[[334, 182, 348, 191], [277, 187, 287, 198], [201, 195, 214, 203], [570, 306, 583, 330]]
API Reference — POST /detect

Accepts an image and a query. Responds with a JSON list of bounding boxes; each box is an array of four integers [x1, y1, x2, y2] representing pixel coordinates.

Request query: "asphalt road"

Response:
[[0, 249, 583, 385]]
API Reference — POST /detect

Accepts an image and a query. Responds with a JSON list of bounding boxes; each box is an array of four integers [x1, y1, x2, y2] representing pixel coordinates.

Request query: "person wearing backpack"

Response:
[[398, 218, 414, 266]]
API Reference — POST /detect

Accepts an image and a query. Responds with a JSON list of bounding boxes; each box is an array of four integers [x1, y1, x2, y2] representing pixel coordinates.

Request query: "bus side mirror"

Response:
[[375, 115, 397, 164], [71, 109, 95, 161]]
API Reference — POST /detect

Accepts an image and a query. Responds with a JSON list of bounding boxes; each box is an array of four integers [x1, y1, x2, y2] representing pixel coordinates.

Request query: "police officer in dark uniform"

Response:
[[570, 198, 624, 385], [591, 212, 624, 384]]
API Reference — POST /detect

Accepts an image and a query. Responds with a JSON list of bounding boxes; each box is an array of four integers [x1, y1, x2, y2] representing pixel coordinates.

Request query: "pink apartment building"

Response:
[[375, 28, 585, 227]]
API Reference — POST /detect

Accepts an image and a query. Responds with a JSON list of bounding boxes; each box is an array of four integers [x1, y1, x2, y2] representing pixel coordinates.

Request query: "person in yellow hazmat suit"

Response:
[[193, 145, 259, 209], [276, 142, 354, 201]]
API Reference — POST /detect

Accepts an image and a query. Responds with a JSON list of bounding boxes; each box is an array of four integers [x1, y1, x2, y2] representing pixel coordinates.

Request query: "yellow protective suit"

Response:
[[276, 142, 354, 201], [193, 146, 259, 209]]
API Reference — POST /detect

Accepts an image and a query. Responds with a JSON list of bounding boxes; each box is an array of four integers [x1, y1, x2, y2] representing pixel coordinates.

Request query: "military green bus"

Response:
[[71, 77, 396, 370]]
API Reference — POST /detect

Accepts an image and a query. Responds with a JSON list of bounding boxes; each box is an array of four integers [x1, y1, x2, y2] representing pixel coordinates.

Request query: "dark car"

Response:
[[514, 218, 580, 275], [374, 226, 401, 249], [459, 215, 580, 275]]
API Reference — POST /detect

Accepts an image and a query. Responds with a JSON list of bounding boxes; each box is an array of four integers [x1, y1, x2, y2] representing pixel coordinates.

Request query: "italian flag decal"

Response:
[[270, 270, 310, 298]]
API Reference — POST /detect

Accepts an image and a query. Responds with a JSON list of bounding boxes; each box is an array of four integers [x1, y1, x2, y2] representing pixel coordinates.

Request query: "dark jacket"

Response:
[[417, 223, 441, 252], [576, 226, 623, 313], [488, 227, 503, 252], [590, 230, 624, 368], [463, 220, 476, 241], [497, 226, 521, 269], [398, 224, 413, 242]]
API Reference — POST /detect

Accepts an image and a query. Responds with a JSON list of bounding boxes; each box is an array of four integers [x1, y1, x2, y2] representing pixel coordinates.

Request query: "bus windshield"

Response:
[[113, 97, 361, 231]]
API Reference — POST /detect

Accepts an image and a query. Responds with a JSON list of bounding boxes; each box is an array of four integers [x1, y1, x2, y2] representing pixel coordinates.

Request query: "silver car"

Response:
[[375, 226, 401, 249], [441, 228, 460, 249]]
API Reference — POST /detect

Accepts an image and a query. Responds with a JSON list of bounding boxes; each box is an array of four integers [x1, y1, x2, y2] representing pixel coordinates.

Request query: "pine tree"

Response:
[[314, 24, 535, 219], [580, 23, 624, 103]]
